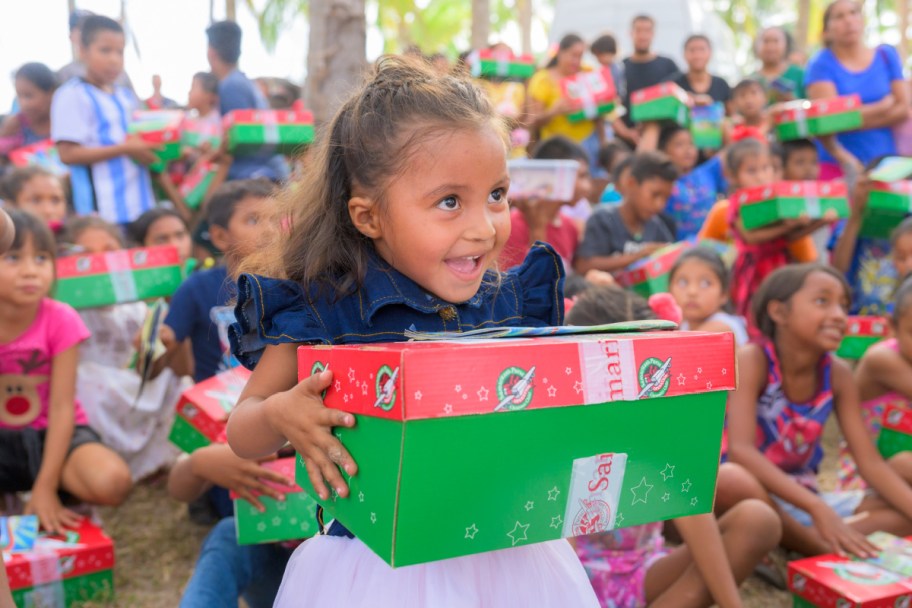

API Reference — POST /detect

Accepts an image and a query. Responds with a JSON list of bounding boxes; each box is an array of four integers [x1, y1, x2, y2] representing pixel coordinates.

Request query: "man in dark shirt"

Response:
[[622, 15, 679, 125], [672, 34, 731, 105]]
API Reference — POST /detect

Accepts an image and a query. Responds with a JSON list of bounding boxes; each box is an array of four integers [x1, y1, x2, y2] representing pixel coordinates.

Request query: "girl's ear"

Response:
[[767, 299, 789, 327], [348, 196, 382, 239]]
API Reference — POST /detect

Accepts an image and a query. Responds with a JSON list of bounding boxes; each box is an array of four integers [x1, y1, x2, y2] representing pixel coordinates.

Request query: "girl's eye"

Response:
[[488, 188, 507, 204], [35, 254, 50, 263], [699, 279, 712, 289], [437, 196, 459, 211], [675, 278, 688, 288]]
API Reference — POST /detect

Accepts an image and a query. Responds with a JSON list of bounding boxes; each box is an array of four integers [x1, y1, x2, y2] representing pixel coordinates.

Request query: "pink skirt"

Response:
[[274, 535, 600, 607]]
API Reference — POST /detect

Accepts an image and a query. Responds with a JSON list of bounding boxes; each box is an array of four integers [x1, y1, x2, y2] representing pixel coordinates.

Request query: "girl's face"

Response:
[[825, 0, 864, 47], [188, 78, 214, 113], [14, 77, 53, 125], [684, 39, 711, 73], [733, 153, 775, 189], [356, 127, 510, 304], [145, 216, 192, 263], [0, 235, 54, 306], [669, 258, 727, 326], [663, 130, 698, 172], [75, 227, 121, 254], [556, 42, 585, 75], [892, 232, 912, 281], [774, 271, 848, 352], [758, 28, 788, 65], [16, 175, 67, 225]]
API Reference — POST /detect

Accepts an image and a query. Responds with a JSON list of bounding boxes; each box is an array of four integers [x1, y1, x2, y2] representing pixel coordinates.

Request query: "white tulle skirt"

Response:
[[274, 535, 599, 607]]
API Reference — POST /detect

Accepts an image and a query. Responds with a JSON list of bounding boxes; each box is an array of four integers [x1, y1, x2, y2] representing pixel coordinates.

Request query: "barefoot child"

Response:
[[0, 210, 132, 533], [226, 56, 599, 607], [728, 264, 912, 557]]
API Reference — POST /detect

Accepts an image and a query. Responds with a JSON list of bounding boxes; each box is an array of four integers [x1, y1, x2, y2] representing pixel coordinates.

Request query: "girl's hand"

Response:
[[850, 174, 871, 220], [809, 500, 879, 558], [25, 480, 81, 535], [121, 135, 162, 166], [265, 369, 357, 501], [190, 444, 294, 512]]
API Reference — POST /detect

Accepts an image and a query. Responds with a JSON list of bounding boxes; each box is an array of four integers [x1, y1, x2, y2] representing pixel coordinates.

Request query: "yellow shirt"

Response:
[[528, 68, 595, 143]]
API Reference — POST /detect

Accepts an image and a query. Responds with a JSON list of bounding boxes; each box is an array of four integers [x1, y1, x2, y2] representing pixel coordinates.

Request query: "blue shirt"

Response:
[[667, 156, 727, 242], [219, 70, 289, 181], [829, 221, 897, 315], [165, 265, 236, 382], [804, 45, 903, 165]]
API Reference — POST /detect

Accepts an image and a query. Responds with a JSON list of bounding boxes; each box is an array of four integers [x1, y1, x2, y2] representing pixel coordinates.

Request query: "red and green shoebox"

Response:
[[690, 103, 725, 149], [616, 242, 690, 297], [630, 82, 692, 126], [772, 95, 862, 141], [837, 316, 889, 360], [223, 109, 314, 156], [54, 246, 184, 310], [129, 110, 184, 173], [181, 116, 222, 150], [789, 535, 912, 607], [861, 181, 912, 240], [179, 161, 218, 210], [294, 328, 735, 567], [5, 518, 114, 608], [230, 458, 319, 545], [8, 139, 69, 176], [168, 366, 252, 453], [732, 181, 850, 230], [878, 400, 912, 459], [469, 49, 536, 80], [560, 67, 617, 123]]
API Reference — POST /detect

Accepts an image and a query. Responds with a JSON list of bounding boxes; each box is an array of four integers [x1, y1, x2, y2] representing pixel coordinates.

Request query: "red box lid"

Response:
[[773, 95, 861, 123], [617, 242, 688, 285], [883, 401, 912, 434], [180, 161, 217, 196], [560, 67, 617, 110], [789, 553, 912, 606], [476, 49, 535, 64], [845, 316, 890, 337], [297, 331, 735, 422], [8, 139, 55, 167], [4, 518, 114, 591], [871, 180, 912, 195], [630, 82, 691, 105], [176, 367, 251, 442], [223, 109, 314, 127], [229, 457, 303, 499], [56, 246, 181, 279], [732, 180, 848, 207]]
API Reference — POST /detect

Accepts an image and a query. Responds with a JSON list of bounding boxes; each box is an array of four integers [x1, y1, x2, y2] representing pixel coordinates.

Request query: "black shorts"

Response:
[[0, 425, 102, 492]]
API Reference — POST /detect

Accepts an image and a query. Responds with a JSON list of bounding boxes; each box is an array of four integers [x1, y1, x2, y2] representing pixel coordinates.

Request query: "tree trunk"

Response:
[[226, 0, 236, 21], [305, 0, 367, 125], [795, 0, 811, 57], [68, 0, 78, 60], [899, 0, 910, 63], [471, 0, 490, 50], [517, 0, 532, 55]]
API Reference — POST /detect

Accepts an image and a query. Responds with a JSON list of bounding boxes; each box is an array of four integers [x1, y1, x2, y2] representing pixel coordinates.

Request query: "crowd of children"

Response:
[[3, 0, 912, 606]]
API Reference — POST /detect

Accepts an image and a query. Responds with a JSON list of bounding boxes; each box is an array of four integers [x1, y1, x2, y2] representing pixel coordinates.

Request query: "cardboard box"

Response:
[[866, 532, 912, 578], [630, 82, 692, 126], [772, 95, 862, 141], [54, 246, 184, 310], [837, 316, 889, 360], [295, 329, 735, 567], [732, 181, 850, 230], [878, 400, 912, 460], [179, 161, 218, 210], [560, 67, 617, 123], [507, 159, 579, 201], [616, 242, 690, 297], [181, 116, 222, 150], [861, 181, 912, 240], [224, 109, 314, 156], [1, 516, 38, 553], [689, 103, 725, 149], [468, 49, 536, 80], [129, 110, 184, 173], [230, 458, 319, 545], [168, 366, 252, 453], [5, 518, 115, 608], [8, 139, 68, 176]]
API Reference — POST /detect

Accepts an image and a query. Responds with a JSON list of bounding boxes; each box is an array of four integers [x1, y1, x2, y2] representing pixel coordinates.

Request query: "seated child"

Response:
[[567, 284, 781, 608], [128, 207, 194, 265], [501, 136, 590, 270], [596, 140, 631, 205], [728, 264, 912, 558], [0, 210, 132, 532], [575, 152, 677, 275], [0, 167, 68, 231]]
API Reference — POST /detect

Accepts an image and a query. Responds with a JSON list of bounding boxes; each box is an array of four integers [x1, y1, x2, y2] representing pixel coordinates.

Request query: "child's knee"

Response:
[[728, 499, 783, 550], [715, 462, 767, 511], [94, 461, 133, 505]]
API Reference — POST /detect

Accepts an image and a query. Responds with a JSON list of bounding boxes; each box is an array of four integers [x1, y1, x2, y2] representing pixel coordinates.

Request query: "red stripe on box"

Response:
[[223, 109, 314, 127], [845, 316, 890, 337], [883, 402, 912, 434], [56, 246, 181, 278]]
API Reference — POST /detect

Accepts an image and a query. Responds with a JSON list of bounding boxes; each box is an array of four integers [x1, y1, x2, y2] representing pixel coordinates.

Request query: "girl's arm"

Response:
[[635, 121, 660, 152], [0, 114, 21, 138], [154, 172, 192, 223], [835, 359, 912, 523], [806, 81, 909, 130], [27, 345, 82, 533], [57, 137, 160, 167], [0, 566, 13, 608], [671, 513, 743, 608], [857, 347, 912, 399], [831, 177, 870, 273], [526, 94, 571, 131], [226, 343, 357, 500]]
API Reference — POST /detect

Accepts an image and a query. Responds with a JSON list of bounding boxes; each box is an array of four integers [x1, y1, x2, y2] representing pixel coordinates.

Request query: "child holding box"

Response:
[[0, 167, 68, 230]]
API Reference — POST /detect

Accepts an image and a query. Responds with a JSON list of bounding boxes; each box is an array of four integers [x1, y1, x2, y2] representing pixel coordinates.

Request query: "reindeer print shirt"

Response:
[[0, 298, 90, 430]]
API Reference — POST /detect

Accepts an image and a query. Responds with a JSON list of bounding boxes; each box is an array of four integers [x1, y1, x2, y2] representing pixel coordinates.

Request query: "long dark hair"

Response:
[[751, 264, 850, 339], [7, 209, 57, 259], [546, 34, 584, 69]]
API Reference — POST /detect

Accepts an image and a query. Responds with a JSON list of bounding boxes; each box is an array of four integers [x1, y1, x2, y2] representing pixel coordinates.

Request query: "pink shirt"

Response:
[[501, 208, 579, 271], [0, 298, 90, 430]]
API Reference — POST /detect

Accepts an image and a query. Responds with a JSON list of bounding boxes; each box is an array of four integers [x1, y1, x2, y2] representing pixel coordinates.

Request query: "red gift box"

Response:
[[733, 180, 849, 205], [629, 82, 691, 106], [789, 552, 912, 607], [222, 109, 314, 128], [559, 67, 618, 120], [56, 246, 180, 278], [846, 316, 890, 337], [170, 367, 252, 452], [772, 94, 862, 123]]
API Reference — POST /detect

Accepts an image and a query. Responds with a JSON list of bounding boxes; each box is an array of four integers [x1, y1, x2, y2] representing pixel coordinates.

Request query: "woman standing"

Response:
[[752, 27, 805, 104]]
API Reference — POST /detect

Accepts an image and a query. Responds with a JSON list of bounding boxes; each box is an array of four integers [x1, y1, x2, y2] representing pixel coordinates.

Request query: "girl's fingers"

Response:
[[318, 408, 355, 429], [59, 508, 81, 529], [323, 437, 358, 477], [251, 479, 286, 502], [238, 489, 266, 513], [317, 457, 350, 499], [301, 456, 331, 501], [258, 468, 296, 488]]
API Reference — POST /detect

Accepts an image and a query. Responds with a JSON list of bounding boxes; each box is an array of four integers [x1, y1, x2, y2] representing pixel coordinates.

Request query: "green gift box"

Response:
[[295, 327, 734, 567], [168, 367, 251, 453], [54, 246, 184, 309], [224, 109, 314, 156], [861, 181, 912, 239], [878, 401, 912, 459], [469, 50, 536, 80], [560, 67, 617, 124], [630, 82, 692, 126], [732, 180, 850, 230], [179, 161, 218, 210], [689, 103, 725, 149], [617, 242, 690, 297], [836, 316, 889, 360], [129, 110, 184, 173], [181, 116, 222, 151], [230, 458, 320, 545], [772, 95, 862, 142]]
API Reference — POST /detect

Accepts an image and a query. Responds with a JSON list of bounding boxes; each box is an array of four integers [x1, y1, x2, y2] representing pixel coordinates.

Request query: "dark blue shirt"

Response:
[[166, 265, 236, 382], [667, 156, 727, 242]]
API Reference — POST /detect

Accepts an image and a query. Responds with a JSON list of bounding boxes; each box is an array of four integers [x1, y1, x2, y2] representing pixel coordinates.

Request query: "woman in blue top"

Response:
[[804, 0, 909, 179]]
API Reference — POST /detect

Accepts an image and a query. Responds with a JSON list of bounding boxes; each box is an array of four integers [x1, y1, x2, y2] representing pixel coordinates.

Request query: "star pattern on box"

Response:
[[525, 501, 535, 511], [691, 497, 698, 507], [370, 512, 377, 524], [565, 367, 572, 375], [706, 381, 713, 390], [676, 373, 686, 386], [660, 464, 675, 481], [681, 479, 692, 493], [573, 381, 583, 394], [272, 517, 282, 526], [361, 385, 368, 396], [615, 513, 625, 526], [550, 515, 563, 529], [661, 492, 670, 502], [348, 368, 356, 382], [290, 517, 298, 525], [697, 367, 702, 374], [358, 491, 365, 503], [335, 381, 342, 391], [547, 486, 560, 501], [414, 391, 423, 401], [507, 521, 530, 546], [543, 377, 549, 384], [331, 489, 339, 501], [455, 384, 462, 393], [721, 368, 727, 376], [465, 524, 479, 540], [630, 477, 653, 505], [276, 502, 287, 512], [443, 403, 453, 414], [257, 522, 266, 532], [343, 394, 350, 403], [547, 385, 557, 397], [475, 386, 488, 401], [462, 394, 468, 400]]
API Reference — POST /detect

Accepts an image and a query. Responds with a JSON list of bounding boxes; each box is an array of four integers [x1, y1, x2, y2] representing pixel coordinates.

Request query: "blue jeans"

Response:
[[180, 517, 291, 608]]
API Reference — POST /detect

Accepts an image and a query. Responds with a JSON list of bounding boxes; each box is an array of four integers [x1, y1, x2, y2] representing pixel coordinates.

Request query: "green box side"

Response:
[[691, 126, 722, 150], [741, 197, 848, 230], [183, 172, 216, 210], [391, 392, 725, 567], [132, 266, 184, 299], [477, 61, 535, 79], [791, 595, 815, 608], [295, 416, 404, 563], [775, 121, 807, 142], [630, 274, 670, 298], [147, 141, 183, 173], [235, 492, 320, 545], [878, 427, 912, 459], [811, 111, 862, 136], [12, 569, 114, 608], [566, 101, 616, 124], [631, 98, 689, 126], [54, 266, 182, 309], [168, 414, 211, 454], [740, 200, 779, 230], [836, 335, 883, 360], [227, 124, 315, 156], [861, 191, 912, 239]]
